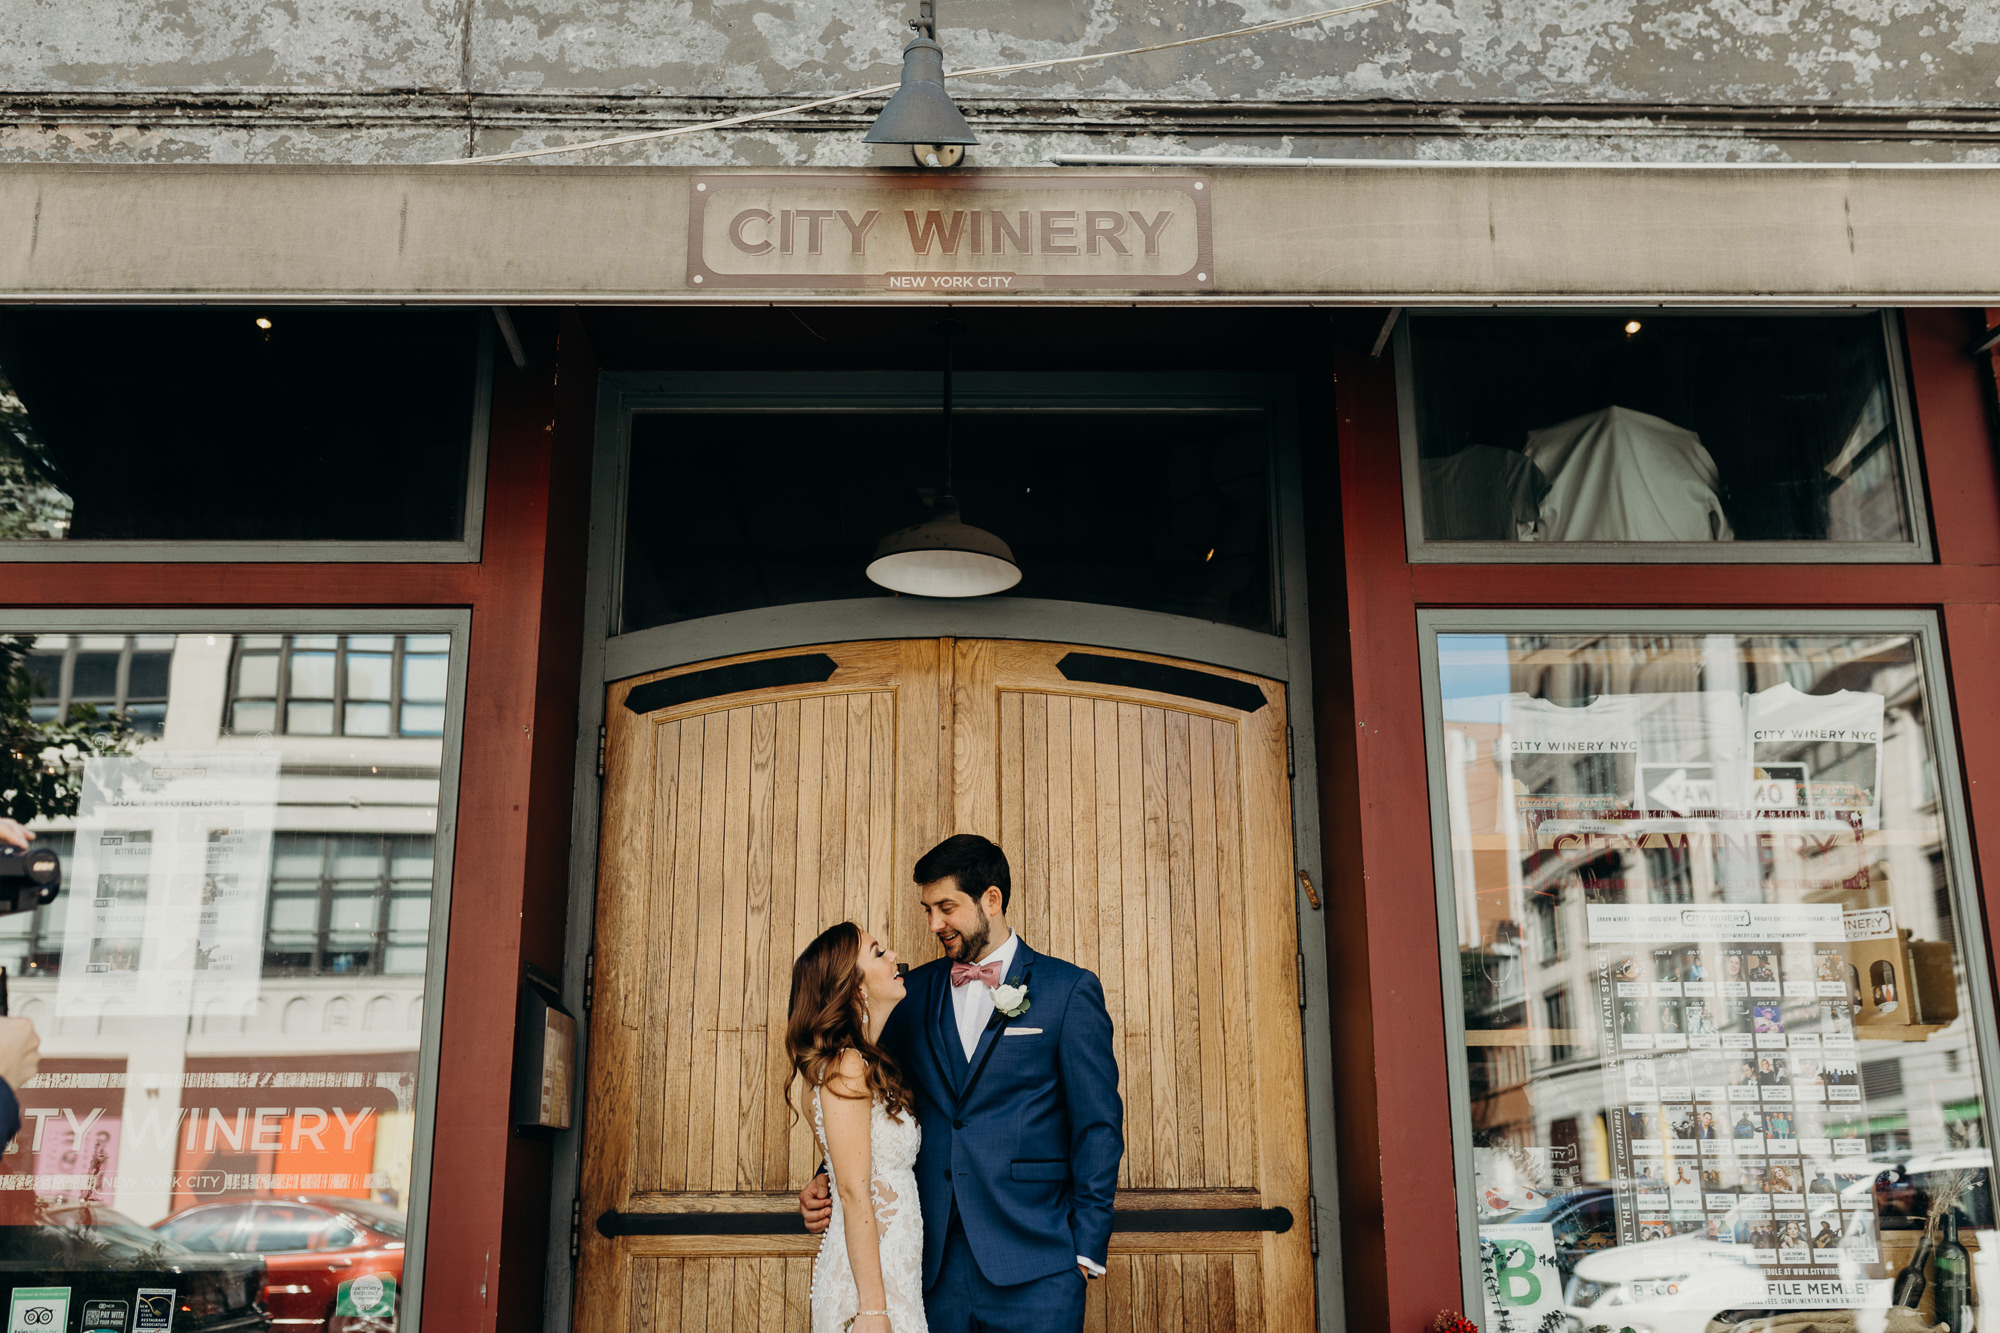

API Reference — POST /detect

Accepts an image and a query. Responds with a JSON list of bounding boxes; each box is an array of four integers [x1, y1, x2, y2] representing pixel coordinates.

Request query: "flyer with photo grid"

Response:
[[1590, 902, 1887, 1308]]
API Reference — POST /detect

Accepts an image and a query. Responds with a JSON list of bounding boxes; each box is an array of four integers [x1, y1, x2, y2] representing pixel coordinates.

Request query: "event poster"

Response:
[[1588, 902, 1887, 1309], [56, 753, 279, 1018]]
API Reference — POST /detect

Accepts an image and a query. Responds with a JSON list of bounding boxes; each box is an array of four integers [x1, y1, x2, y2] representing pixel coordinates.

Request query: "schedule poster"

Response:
[[57, 753, 279, 1019], [1588, 902, 1888, 1309]]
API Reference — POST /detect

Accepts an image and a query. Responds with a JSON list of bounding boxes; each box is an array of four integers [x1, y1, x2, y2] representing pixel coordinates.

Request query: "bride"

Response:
[[786, 923, 926, 1333]]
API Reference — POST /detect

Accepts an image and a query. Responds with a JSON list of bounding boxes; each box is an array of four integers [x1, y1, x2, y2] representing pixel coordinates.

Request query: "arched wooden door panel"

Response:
[[577, 639, 1311, 1333]]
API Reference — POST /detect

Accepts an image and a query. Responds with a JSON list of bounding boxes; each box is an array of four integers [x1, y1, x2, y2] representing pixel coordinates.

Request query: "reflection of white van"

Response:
[[1560, 1194, 1885, 1333], [1839, 1150, 1994, 1231]]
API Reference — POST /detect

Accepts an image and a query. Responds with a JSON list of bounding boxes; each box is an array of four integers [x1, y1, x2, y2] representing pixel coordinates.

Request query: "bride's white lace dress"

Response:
[[811, 1082, 926, 1333]]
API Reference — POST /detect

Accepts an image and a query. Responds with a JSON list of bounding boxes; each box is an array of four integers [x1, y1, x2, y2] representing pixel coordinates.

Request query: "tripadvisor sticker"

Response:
[[8, 1288, 69, 1333], [336, 1274, 397, 1322]]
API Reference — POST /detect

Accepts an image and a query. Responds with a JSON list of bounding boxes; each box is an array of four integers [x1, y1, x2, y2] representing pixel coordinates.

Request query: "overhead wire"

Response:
[[436, 0, 1404, 166]]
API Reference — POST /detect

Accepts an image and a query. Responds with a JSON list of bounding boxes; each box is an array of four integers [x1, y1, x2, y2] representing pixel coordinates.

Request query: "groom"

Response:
[[801, 833, 1123, 1333]]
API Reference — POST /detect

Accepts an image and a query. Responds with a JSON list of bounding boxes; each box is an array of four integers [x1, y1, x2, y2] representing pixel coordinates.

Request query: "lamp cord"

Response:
[[436, 0, 1404, 166]]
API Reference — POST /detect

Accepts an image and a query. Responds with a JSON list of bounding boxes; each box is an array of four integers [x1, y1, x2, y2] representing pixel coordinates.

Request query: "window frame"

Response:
[[0, 318, 493, 563], [1415, 607, 2000, 1312], [1394, 309, 1936, 565], [0, 607, 469, 1331]]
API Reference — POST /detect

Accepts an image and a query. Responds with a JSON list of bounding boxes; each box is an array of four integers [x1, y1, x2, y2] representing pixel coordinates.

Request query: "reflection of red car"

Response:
[[153, 1196, 405, 1333]]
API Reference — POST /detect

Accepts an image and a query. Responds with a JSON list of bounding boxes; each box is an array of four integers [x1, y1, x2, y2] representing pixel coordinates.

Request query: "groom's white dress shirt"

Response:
[[950, 929, 1021, 1059], [947, 928, 1104, 1279]]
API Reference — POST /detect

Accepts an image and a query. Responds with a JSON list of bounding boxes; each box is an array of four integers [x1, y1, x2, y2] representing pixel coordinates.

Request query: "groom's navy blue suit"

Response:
[[880, 936, 1123, 1329]]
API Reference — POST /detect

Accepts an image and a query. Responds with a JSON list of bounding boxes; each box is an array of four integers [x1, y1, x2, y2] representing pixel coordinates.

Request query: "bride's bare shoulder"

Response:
[[825, 1047, 870, 1099]]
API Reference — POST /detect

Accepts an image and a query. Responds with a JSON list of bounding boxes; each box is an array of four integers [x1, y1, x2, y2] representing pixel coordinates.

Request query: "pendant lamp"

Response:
[[864, 0, 977, 149], [866, 322, 1021, 598]]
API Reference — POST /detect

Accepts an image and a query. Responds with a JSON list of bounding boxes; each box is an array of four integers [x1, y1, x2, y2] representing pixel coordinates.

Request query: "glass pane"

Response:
[[229, 700, 276, 734], [0, 308, 477, 542], [285, 700, 334, 734], [23, 651, 60, 701], [234, 653, 278, 697], [288, 651, 335, 698], [71, 650, 118, 700], [1434, 629, 1989, 1332], [0, 620, 456, 1291], [123, 702, 166, 737], [621, 409, 1276, 633], [126, 650, 172, 698], [402, 654, 447, 702], [347, 635, 395, 652], [400, 703, 445, 737], [1409, 314, 1915, 547], [344, 701, 392, 736], [346, 653, 393, 701]]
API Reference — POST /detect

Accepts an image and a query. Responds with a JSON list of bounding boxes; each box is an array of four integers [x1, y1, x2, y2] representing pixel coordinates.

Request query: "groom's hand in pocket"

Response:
[[799, 1172, 833, 1234]]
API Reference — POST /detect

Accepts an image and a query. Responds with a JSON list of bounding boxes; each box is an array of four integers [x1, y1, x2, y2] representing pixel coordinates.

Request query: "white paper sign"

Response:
[[1479, 1223, 1565, 1333], [57, 752, 278, 1018]]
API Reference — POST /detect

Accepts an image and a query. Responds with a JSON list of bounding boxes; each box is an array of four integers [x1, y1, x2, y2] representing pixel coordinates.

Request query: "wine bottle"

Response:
[[1894, 1230, 1937, 1308], [1934, 1212, 1972, 1332]]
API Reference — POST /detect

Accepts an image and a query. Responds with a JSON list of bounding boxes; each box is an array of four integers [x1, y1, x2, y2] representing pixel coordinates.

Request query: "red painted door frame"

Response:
[[1316, 308, 2000, 1331], [0, 309, 598, 1333]]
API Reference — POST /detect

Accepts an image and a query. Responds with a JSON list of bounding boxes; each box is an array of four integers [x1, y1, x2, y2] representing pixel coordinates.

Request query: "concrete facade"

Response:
[[1, 0, 1996, 167]]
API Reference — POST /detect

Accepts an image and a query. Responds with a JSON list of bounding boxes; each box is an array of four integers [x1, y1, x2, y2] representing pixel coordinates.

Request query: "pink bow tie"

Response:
[[950, 960, 1005, 988]]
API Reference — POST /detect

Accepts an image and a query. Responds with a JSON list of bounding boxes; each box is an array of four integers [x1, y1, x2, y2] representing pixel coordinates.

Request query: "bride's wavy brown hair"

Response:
[[786, 921, 913, 1122]]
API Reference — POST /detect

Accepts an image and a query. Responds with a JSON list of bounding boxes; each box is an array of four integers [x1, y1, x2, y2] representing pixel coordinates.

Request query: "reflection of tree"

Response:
[[0, 372, 72, 540], [0, 634, 134, 821]]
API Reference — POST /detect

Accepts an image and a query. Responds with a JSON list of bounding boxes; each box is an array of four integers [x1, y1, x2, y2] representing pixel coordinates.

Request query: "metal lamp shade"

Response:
[[864, 37, 978, 145], [866, 501, 1020, 597]]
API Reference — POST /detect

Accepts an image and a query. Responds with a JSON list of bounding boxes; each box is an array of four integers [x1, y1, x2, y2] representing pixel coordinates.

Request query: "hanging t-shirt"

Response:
[[1501, 694, 1643, 814], [1744, 682, 1886, 822], [1523, 405, 1734, 543], [1420, 446, 1553, 541]]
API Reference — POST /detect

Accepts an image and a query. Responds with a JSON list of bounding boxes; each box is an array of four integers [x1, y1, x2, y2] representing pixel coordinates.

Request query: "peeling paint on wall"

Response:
[[1, 0, 1997, 165]]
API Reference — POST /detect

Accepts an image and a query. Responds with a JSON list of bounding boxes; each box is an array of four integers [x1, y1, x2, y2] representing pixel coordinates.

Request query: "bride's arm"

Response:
[[822, 1050, 892, 1332]]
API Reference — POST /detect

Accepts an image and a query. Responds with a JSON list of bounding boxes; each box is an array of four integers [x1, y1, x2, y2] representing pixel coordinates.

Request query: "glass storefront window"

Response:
[[1426, 620, 1992, 1332], [1401, 313, 1926, 560], [0, 623, 456, 1333], [0, 308, 484, 549]]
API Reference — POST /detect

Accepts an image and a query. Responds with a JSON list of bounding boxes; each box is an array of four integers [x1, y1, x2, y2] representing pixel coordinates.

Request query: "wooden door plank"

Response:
[[739, 703, 777, 1190], [1164, 709, 1204, 1187], [1188, 718, 1230, 1187], [791, 696, 828, 1184], [1115, 700, 1155, 1188], [842, 692, 872, 929], [708, 706, 754, 1191], [1049, 696, 1087, 973], [818, 692, 849, 941], [635, 718, 680, 1194], [679, 1255, 708, 1333], [1090, 700, 1129, 1190], [626, 1256, 654, 1333], [867, 690, 896, 940], [1211, 723, 1257, 1190], [894, 638, 945, 959], [656, 1258, 684, 1333], [660, 718, 709, 1192], [1140, 705, 1182, 1189], [1210, 1250, 1237, 1333], [1021, 692, 1050, 947], [952, 638, 999, 838], [762, 699, 802, 1189], [997, 689, 1026, 928], [685, 710, 733, 1192]]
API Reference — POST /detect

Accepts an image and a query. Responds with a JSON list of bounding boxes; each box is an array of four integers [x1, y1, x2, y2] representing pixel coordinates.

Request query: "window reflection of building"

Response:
[[1446, 631, 1984, 1227], [0, 631, 438, 1228], [27, 634, 175, 735], [226, 633, 449, 738]]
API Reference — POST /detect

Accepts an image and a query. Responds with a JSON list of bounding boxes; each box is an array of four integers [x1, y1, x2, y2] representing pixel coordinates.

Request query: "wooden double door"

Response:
[[576, 638, 1313, 1332]]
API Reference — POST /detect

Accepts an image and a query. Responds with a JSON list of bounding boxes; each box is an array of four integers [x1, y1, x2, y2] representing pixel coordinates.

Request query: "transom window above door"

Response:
[[619, 396, 1278, 635]]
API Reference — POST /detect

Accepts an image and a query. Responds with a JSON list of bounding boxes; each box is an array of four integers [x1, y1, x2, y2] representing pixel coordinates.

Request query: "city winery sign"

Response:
[[686, 173, 1213, 292]]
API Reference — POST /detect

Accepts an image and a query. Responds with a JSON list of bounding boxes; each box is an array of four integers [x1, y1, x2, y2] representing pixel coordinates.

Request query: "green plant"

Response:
[[0, 634, 136, 822]]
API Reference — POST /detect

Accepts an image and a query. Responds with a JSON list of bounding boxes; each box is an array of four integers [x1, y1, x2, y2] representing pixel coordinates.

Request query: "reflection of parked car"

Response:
[[0, 1200, 268, 1332], [1841, 1150, 1993, 1230], [1504, 1187, 1620, 1288], [155, 1197, 404, 1333]]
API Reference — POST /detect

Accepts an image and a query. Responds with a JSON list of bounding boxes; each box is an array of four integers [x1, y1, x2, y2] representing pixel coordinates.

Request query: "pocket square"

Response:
[[1004, 1027, 1044, 1036]]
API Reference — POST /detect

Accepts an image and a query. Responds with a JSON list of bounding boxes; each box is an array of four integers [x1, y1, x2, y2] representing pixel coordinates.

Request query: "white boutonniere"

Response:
[[992, 983, 1031, 1018]]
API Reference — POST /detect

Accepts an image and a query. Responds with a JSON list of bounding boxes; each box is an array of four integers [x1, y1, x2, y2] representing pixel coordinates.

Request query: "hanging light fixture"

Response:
[[866, 321, 1021, 598], [864, 0, 977, 164]]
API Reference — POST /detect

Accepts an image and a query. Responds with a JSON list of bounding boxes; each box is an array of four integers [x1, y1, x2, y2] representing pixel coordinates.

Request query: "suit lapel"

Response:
[[927, 964, 964, 1094], [956, 938, 1035, 1114]]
